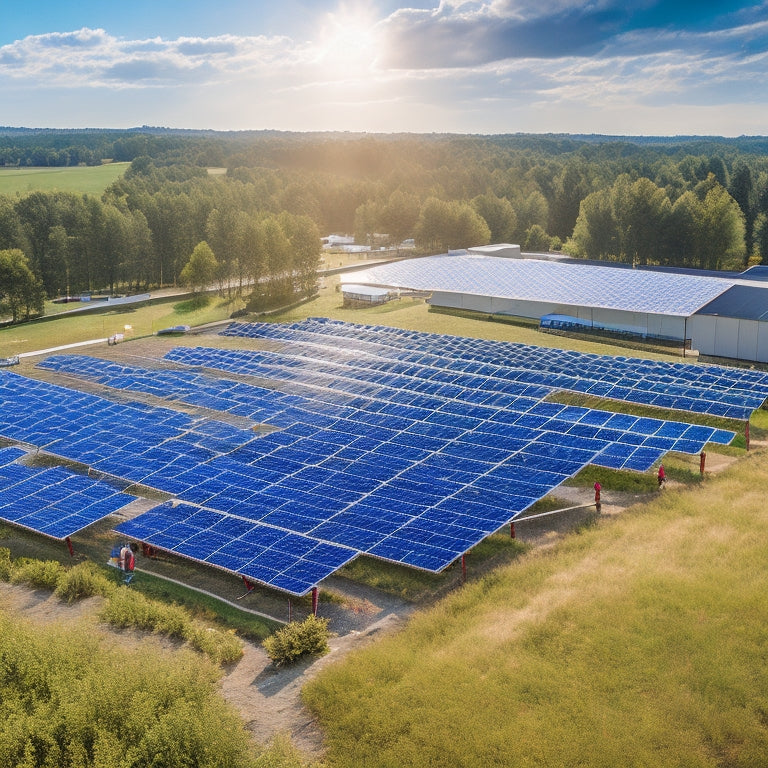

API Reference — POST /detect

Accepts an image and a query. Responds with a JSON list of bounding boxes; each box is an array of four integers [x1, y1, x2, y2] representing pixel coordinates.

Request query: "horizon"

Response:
[[1, 127, 767, 142], [1, 2, 766, 136]]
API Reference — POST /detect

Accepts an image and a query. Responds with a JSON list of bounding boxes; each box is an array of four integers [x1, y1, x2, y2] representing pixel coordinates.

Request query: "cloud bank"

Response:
[[0, 1, 765, 134]]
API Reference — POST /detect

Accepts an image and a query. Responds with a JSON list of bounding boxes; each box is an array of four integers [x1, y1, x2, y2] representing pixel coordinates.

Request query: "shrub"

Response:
[[0, 611, 258, 768], [54, 561, 115, 603], [262, 615, 331, 667], [186, 625, 244, 665], [10, 558, 64, 590], [99, 587, 186, 638], [0, 547, 11, 581], [100, 588, 243, 664]]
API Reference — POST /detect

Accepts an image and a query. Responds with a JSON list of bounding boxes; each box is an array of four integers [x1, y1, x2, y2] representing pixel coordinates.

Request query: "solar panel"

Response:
[[0, 447, 136, 539], [115, 502, 356, 596]]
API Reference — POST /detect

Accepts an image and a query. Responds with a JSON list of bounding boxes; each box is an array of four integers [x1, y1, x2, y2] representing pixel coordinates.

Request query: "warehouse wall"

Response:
[[430, 292, 686, 340], [689, 315, 768, 363]]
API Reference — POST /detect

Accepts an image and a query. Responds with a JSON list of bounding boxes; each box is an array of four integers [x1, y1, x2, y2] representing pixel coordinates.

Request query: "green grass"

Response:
[[131, 569, 280, 642], [303, 453, 768, 767], [0, 293, 243, 357], [0, 163, 129, 196]]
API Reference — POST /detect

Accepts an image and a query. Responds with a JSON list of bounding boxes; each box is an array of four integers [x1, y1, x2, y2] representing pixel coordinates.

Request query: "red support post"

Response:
[[594, 482, 602, 513], [311, 586, 319, 616], [699, 451, 706, 476], [65, 536, 74, 557], [461, 554, 467, 583], [745, 420, 751, 451], [510, 522, 516, 539], [288, 599, 292, 623]]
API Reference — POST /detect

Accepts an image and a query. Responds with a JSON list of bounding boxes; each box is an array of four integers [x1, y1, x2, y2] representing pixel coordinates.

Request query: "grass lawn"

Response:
[[303, 453, 768, 767], [0, 293, 244, 358], [0, 163, 129, 196]]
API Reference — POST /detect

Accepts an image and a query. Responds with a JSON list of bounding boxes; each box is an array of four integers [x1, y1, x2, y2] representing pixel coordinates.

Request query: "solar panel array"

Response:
[[342, 255, 735, 316], [13, 317, 764, 595], [222, 317, 768, 420], [0, 446, 136, 539]]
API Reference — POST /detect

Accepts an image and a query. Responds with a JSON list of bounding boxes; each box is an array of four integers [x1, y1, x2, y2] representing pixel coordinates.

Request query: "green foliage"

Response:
[[130, 570, 279, 642], [180, 240, 218, 293], [10, 558, 65, 590], [262, 615, 331, 667], [186, 625, 245, 666], [0, 248, 45, 322], [0, 546, 11, 580], [99, 587, 244, 664], [99, 587, 192, 639], [0, 611, 258, 768], [53, 561, 115, 603]]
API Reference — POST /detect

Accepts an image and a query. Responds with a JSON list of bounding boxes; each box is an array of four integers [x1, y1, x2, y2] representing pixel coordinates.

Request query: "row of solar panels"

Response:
[[222, 318, 768, 419]]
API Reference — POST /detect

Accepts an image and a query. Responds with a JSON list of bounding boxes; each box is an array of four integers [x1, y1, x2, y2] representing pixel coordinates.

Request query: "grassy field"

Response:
[[0, 162, 129, 196], [303, 453, 768, 767], [0, 292, 244, 358]]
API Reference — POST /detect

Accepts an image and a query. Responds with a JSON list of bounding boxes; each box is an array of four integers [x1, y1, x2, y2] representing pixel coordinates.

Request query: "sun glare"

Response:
[[314, 3, 381, 75]]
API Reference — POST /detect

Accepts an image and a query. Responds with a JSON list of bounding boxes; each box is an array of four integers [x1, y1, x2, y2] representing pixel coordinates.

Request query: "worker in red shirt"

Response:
[[657, 464, 666, 488]]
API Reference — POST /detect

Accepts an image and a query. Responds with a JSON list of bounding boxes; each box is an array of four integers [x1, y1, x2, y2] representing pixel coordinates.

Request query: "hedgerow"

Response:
[[2, 551, 244, 666]]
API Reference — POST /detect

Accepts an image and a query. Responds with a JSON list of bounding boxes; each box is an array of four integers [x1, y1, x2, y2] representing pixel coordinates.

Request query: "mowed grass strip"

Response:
[[303, 451, 768, 768]]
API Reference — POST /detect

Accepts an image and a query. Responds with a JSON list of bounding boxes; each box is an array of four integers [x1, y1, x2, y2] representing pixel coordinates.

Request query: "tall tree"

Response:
[[180, 241, 218, 294], [472, 192, 517, 244], [728, 163, 756, 261], [567, 188, 619, 260], [0, 249, 45, 322], [280, 212, 321, 298]]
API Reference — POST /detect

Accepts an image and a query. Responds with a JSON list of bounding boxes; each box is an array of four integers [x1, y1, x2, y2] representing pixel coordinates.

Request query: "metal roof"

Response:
[[694, 284, 768, 320], [343, 255, 734, 317]]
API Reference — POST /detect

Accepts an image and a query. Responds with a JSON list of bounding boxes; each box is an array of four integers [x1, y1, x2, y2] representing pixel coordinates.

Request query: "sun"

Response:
[[314, 2, 381, 74]]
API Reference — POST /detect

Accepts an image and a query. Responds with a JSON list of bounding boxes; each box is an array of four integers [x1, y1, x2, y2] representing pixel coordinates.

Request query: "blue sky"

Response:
[[1, 1, 766, 135]]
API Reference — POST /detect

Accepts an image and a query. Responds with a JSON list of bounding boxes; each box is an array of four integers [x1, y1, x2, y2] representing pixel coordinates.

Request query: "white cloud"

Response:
[[0, 28, 307, 88], [0, 3, 765, 135]]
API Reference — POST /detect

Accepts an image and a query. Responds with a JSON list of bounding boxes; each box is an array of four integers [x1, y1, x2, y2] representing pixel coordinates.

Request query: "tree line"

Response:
[[2, 130, 768, 322]]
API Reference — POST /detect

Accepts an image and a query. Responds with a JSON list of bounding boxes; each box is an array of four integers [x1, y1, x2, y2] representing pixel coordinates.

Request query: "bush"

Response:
[[100, 588, 243, 664], [100, 587, 187, 638], [262, 615, 331, 667], [54, 561, 115, 603], [186, 625, 244, 665], [0, 611, 259, 768], [10, 558, 64, 590], [0, 547, 11, 581]]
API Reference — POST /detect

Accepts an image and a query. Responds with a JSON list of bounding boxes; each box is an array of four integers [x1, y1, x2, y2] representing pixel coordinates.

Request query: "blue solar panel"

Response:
[[0, 447, 136, 539]]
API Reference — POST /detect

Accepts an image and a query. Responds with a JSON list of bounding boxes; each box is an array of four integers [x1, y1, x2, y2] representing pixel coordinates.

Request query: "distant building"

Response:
[[341, 248, 768, 364]]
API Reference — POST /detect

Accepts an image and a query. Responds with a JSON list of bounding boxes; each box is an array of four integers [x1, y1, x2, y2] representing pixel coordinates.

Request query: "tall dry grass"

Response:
[[303, 451, 768, 767]]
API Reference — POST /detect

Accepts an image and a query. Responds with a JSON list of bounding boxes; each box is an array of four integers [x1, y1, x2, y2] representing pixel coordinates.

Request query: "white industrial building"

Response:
[[341, 250, 768, 365]]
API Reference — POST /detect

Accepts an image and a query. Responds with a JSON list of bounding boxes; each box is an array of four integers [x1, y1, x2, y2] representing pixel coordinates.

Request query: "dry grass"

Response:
[[303, 450, 768, 767]]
